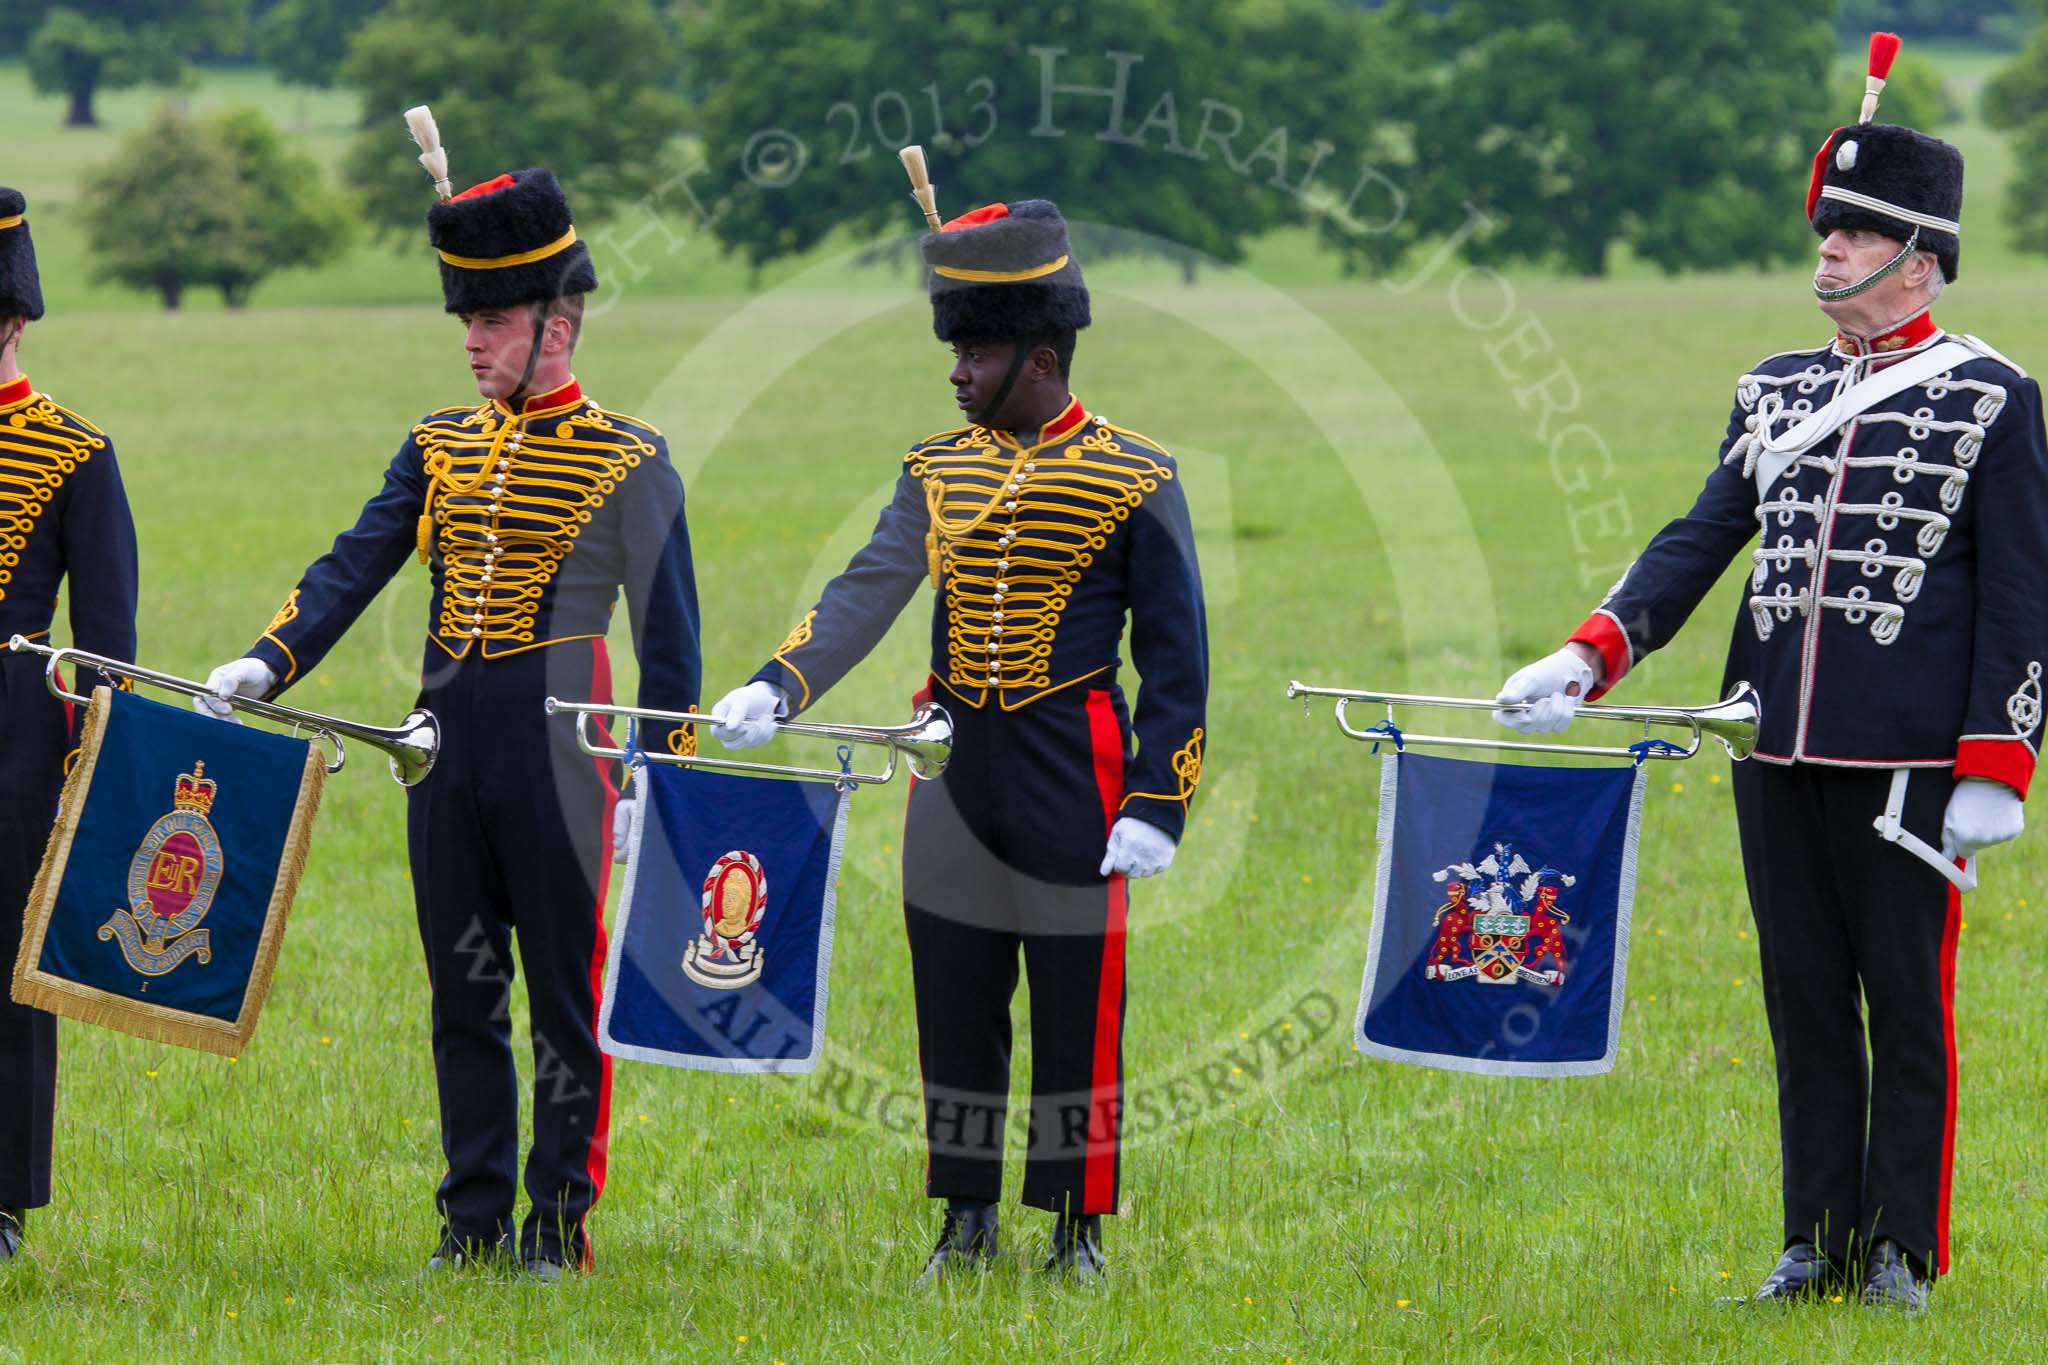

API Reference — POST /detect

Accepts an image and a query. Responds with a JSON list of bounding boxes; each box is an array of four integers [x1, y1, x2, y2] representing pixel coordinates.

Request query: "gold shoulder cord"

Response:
[[416, 415, 519, 564], [921, 441, 1029, 588]]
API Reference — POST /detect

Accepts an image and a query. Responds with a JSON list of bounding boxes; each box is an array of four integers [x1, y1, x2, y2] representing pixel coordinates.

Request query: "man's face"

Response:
[[462, 306, 538, 400], [1814, 227, 1925, 330], [949, 339, 1022, 426]]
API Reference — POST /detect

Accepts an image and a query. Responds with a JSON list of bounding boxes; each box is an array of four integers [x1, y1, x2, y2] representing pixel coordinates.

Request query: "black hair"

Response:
[[1044, 327, 1077, 379]]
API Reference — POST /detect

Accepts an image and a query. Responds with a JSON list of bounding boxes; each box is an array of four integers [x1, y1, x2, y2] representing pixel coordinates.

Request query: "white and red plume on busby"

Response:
[[1806, 32, 1964, 282]]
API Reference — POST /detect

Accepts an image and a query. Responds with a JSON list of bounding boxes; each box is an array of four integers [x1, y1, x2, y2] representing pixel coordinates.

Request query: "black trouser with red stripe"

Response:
[[0, 652, 67, 1212], [407, 640, 617, 1266], [1731, 761, 1961, 1278], [903, 679, 1132, 1217]]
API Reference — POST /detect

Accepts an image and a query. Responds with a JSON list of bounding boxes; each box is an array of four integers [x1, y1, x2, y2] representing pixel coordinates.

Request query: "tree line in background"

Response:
[[1, 0, 2044, 309]]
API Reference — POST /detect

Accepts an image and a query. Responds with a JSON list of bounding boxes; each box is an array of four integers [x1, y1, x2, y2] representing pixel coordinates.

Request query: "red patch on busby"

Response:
[[451, 174, 517, 203], [1806, 128, 1843, 219], [1869, 31, 1902, 80], [941, 204, 1010, 232]]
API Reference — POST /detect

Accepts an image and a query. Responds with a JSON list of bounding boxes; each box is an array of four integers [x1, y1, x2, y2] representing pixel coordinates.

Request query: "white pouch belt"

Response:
[[1756, 340, 1977, 494], [1872, 768, 1976, 892]]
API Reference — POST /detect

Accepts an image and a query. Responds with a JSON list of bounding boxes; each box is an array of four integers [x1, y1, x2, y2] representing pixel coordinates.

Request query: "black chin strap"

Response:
[[1815, 226, 1922, 303], [509, 309, 549, 407], [973, 335, 1054, 430]]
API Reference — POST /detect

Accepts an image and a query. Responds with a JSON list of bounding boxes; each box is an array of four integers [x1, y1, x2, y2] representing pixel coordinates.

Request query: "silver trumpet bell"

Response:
[[544, 697, 955, 785], [7, 636, 441, 786], [1286, 679, 1761, 761]]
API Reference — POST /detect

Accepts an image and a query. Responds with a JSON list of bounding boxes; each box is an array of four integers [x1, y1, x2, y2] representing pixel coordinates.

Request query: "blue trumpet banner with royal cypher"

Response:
[[599, 760, 850, 1074], [1356, 751, 1646, 1077], [11, 687, 325, 1055]]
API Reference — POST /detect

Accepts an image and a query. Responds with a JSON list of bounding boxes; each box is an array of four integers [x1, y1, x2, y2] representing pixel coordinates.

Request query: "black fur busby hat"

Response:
[[1807, 34, 1964, 281], [0, 187, 46, 322], [427, 169, 599, 315], [922, 200, 1091, 344]]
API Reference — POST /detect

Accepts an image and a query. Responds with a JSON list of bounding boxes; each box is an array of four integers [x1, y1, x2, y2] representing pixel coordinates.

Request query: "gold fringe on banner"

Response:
[[10, 688, 327, 1056]]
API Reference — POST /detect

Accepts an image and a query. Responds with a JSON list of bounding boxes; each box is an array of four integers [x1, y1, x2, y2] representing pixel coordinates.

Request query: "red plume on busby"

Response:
[[0, 186, 46, 322], [1804, 32, 1964, 282]]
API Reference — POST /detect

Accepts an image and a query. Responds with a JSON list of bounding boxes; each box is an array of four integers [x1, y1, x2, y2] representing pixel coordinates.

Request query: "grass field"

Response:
[[5, 44, 2048, 1364]]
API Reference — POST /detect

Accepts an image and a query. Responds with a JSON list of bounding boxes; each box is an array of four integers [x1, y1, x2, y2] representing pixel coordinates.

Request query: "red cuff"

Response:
[[1954, 738, 2034, 799], [1568, 612, 1631, 702]]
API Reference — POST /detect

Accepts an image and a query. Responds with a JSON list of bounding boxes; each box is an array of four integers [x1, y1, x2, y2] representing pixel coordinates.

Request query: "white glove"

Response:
[[1942, 776, 2025, 860], [193, 657, 277, 723], [709, 681, 787, 750], [1099, 816, 1177, 879], [1492, 647, 1597, 735], [612, 793, 641, 865]]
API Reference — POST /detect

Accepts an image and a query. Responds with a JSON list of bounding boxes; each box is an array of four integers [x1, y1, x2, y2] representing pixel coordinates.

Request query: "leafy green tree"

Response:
[[79, 110, 246, 308], [1986, 17, 2048, 255], [1, 0, 243, 127], [209, 109, 355, 307], [684, 0, 1399, 281], [256, 0, 389, 90], [80, 107, 352, 309], [340, 0, 689, 238], [1380, 0, 1837, 277]]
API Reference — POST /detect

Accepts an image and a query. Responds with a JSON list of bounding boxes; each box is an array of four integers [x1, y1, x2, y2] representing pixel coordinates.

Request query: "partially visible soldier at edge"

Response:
[[0, 187, 140, 1263], [1494, 35, 2048, 1314]]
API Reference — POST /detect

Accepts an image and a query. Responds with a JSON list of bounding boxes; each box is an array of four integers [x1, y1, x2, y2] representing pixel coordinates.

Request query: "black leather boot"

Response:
[[1042, 1213, 1106, 1284], [1713, 1242, 1844, 1305], [916, 1201, 999, 1287], [426, 1230, 512, 1273], [0, 1208, 21, 1261], [1861, 1239, 1931, 1313]]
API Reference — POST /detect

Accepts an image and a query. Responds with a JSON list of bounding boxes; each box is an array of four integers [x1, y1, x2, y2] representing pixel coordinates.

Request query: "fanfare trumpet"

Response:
[[7, 636, 441, 786], [1285, 679, 1761, 762], [543, 698, 955, 785]]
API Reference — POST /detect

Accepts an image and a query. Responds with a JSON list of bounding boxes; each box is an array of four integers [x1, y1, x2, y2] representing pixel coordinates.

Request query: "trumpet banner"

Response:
[[599, 759, 851, 1074], [11, 687, 325, 1056], [1356, 751, 1646, 1077]]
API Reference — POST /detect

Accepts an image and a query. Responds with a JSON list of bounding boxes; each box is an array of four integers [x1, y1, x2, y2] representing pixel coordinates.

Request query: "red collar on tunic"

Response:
[[994, 394, 1087, 445], [1836, 310, 1939, 359], [493, 376, 583, 418]]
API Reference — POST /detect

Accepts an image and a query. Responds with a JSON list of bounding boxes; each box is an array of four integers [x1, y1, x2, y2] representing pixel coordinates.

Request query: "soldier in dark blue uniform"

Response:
[[1495, 45, 2048, 1312], [710, 200, 1208, 1283], [197, 168, 700, 1279], [0, 187, 139, 1261]]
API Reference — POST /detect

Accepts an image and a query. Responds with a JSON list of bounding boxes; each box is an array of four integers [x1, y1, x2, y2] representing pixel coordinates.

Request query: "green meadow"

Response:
[[3, 49, 2047, 1362]]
